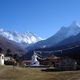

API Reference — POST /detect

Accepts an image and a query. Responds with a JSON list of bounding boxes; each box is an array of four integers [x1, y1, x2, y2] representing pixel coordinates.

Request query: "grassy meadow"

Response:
[[0, 66, 80, 80]]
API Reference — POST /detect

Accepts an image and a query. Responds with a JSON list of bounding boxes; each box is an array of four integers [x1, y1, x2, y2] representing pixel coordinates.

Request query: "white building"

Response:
[[30, 52, 40, 66], [0, 54, 4, 65]]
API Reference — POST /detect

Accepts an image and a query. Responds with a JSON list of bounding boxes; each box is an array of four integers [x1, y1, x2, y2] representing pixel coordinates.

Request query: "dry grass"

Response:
[[0, 66, 80, 80]]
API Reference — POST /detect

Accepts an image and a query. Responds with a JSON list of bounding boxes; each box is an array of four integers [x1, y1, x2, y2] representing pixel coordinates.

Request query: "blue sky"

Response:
[[0, 0, 80, 38]]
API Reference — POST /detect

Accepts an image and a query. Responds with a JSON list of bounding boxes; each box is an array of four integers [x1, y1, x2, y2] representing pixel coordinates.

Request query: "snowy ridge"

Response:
[[35, 21, 80, 48], [66, 21, 80, 37], [0, 28, 42, 44], [55, 21, 80, 37]]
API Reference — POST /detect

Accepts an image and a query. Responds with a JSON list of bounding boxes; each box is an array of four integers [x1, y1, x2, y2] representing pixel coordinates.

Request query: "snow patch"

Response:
[[0, 28, 42, 44]]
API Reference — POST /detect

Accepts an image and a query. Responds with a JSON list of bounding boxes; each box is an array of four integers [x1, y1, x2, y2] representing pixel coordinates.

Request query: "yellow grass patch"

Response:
[[0, 66, 80, 80]]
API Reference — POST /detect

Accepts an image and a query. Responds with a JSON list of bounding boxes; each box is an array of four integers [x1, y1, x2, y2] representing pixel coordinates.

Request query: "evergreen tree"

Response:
[[0, 47, 2, 53], [5, 49, 12, 57]]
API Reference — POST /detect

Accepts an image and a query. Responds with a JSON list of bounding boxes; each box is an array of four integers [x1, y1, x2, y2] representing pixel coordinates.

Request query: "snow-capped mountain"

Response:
[[28, 21, 80, 50], [62, 21, 80, 37], [44, 21, 80, 46], [0, 28, 42, 45]]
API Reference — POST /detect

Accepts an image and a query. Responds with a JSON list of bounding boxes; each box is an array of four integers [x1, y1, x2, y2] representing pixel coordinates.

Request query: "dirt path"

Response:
[[67, 74, 80, 80], [0, 68, 7, 74], [69, 78, 80, 80]]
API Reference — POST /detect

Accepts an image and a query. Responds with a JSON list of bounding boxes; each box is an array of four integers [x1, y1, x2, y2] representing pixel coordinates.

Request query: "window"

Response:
[[2, 56, 4, 59]]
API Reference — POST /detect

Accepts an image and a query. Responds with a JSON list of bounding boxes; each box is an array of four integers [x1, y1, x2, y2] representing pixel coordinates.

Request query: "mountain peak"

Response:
[[70, 21, 80, 28], [0, 28, 42, 44]]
